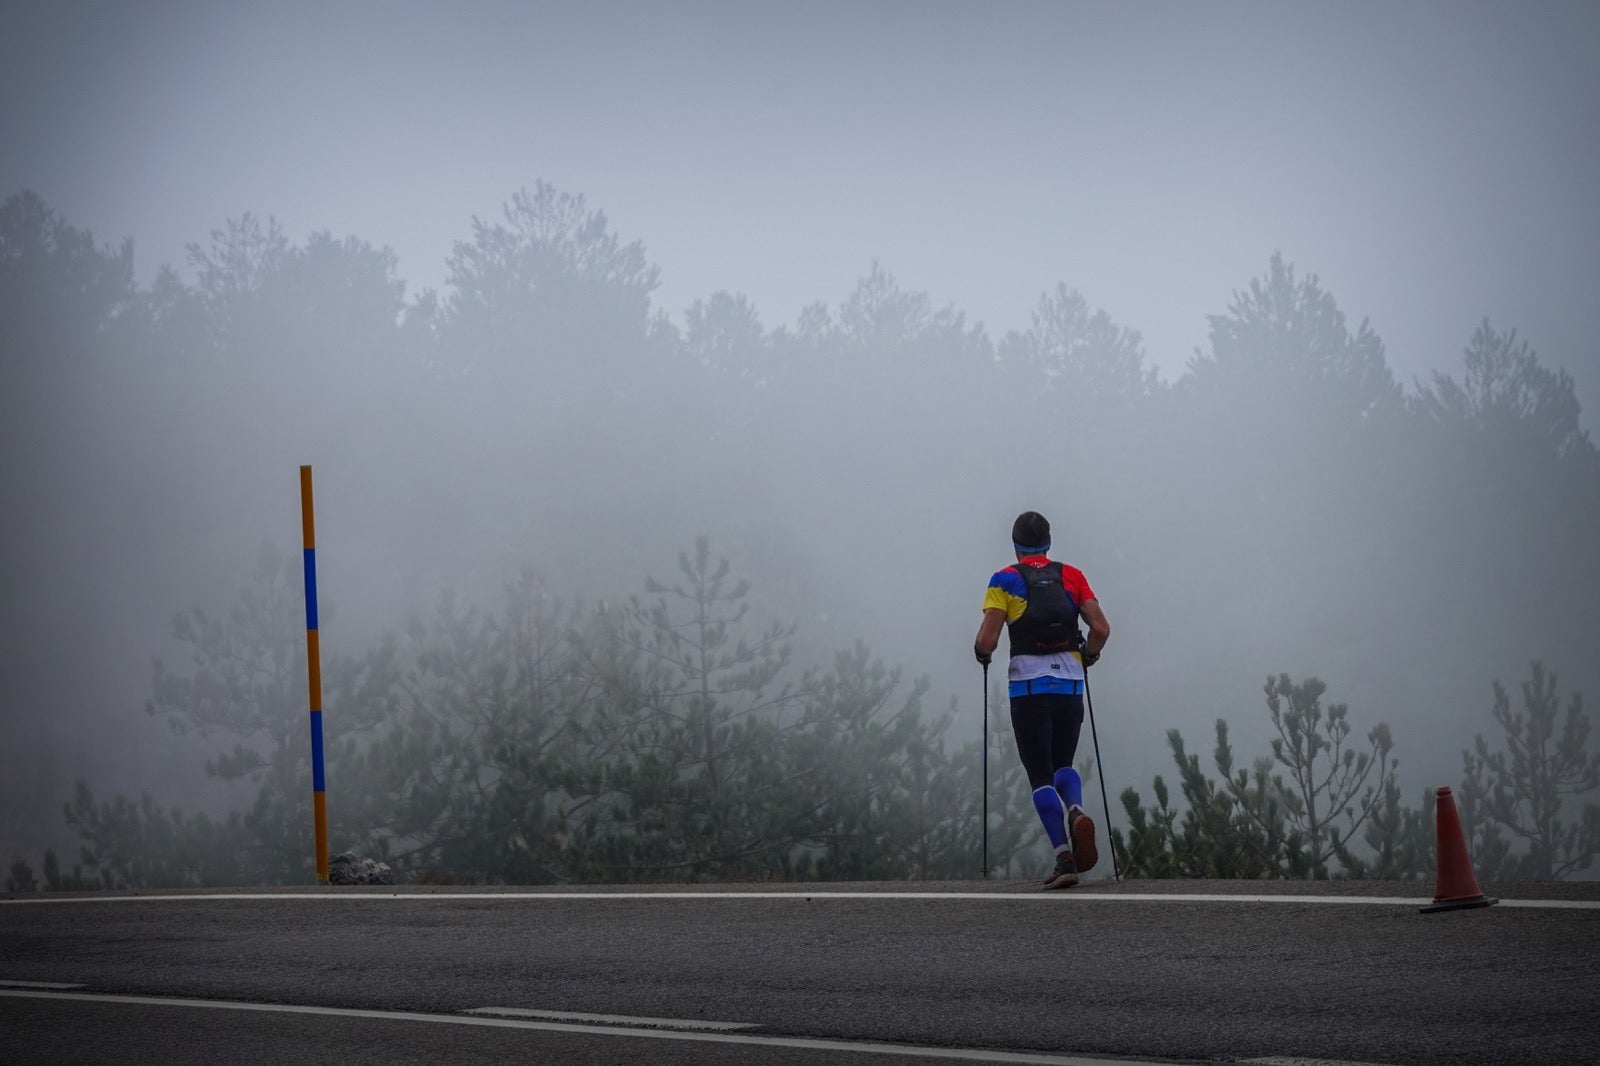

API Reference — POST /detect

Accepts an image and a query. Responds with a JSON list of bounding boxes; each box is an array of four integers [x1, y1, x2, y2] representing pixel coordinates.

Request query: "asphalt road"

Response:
[[3, 880, 1597, 1065]]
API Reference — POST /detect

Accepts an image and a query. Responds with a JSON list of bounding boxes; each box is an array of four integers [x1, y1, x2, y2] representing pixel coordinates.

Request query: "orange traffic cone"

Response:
[[1420, 786, 1498, 913]]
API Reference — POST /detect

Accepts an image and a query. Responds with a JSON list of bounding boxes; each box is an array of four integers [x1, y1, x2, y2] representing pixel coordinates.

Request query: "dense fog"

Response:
[[2, 3, 1596, 882]]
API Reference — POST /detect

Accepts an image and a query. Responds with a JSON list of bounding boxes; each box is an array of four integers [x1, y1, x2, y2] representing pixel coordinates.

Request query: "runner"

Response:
[[974, 511, 1110, 888]]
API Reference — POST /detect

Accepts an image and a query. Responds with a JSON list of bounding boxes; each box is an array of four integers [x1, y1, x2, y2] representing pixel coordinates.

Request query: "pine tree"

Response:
[[1462, 662, 1599, 879]]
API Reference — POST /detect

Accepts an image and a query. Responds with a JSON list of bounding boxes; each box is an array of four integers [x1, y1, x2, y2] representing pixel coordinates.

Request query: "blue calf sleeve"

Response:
[[1031, 786, 1068, 849], [1054, 767, 1084, 810]]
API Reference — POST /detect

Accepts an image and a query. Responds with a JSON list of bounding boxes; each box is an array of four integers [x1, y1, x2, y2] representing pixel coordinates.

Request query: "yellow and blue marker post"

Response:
[[300, 465, 329, 884]]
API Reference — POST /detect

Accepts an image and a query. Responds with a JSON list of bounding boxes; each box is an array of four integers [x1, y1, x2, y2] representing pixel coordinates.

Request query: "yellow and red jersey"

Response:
[[983, 554, 1096, 684]]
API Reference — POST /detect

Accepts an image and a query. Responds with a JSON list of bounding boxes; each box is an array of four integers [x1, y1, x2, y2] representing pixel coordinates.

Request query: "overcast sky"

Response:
[[5, 0, 1597, 420]]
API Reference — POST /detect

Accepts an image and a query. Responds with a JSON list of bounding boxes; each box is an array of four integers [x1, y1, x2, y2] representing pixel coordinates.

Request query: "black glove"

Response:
[[975, 647, 992, 667], [1080, 648, 1100, 668]]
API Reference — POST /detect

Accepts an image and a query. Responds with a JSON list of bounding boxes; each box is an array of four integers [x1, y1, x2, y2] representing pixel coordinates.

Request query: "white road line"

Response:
[[3, 890, 1596, 909], [464, 1006, 756, 1030], [0, 979, 84, 989], [0, 988, 1184, 1065], [1244, 1058, 1404, 1066]]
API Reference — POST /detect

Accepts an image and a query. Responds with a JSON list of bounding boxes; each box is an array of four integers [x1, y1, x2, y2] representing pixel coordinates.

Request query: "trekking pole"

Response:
[[1082, 670, 1121, 881], [981, 662, 989, 879]]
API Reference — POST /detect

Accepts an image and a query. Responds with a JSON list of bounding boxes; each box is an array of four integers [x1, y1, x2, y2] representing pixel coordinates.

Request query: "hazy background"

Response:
[[8, 1, 1599, 409], [3, 0, 1597, 872]]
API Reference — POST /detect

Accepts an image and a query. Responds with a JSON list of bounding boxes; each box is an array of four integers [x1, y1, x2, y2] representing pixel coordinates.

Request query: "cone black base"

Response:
[[1420, 894, 1498, 914]]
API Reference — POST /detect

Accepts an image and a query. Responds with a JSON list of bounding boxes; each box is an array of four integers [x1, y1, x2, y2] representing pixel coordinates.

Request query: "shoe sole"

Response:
[[1043, 871, 1080, 890], [1071, 812, 1098, 874]]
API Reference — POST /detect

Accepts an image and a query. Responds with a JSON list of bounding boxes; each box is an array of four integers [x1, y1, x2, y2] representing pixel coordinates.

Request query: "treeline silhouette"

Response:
[[1, 184, 1596, 886]]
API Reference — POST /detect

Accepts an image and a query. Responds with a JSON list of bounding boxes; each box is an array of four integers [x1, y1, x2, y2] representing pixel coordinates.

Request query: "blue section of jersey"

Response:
[[1009, 676, 1084, 698], [987, 567, 1026, 597], [1054, 766, 1084, 809], [1031, 786, 1068, 849]]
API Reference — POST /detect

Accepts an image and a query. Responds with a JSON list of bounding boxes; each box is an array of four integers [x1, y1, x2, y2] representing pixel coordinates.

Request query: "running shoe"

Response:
[[1043, 851, 1079, 890], [1068, 806, 1098, 874]]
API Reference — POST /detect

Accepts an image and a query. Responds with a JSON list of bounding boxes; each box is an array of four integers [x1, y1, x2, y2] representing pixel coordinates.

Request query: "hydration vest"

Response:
[[1007, 560, 1082, 657]]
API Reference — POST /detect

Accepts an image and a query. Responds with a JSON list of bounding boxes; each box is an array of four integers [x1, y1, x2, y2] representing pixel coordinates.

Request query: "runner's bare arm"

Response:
[[1080, 599, 1110, 657], [974, 607, 1006, 664]]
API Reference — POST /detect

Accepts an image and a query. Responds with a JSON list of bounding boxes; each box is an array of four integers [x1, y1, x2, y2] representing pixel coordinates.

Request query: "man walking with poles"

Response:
[[974, 511, 1111, 889]]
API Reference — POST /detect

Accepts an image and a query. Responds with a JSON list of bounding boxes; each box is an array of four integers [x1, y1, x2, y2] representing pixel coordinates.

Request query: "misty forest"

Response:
[[3, 184, 1598, 891]]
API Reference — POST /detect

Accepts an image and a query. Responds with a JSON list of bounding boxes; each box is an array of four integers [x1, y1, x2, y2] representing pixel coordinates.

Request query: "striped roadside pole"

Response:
[[299, 465, 329, 884]]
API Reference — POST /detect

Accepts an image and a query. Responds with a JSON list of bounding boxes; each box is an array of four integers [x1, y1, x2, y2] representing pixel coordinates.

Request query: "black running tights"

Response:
[[1008, 693, 1085, 789]]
